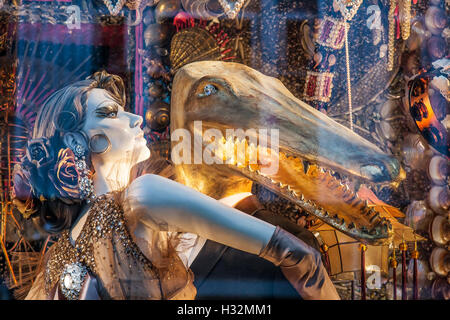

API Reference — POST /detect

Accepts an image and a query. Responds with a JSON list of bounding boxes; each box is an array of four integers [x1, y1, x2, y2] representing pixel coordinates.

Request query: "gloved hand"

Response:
[[259, 226, 340, 300]]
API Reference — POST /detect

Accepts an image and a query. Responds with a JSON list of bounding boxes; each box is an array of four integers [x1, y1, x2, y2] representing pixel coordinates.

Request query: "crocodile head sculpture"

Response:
[[170, 61, 408, 245]]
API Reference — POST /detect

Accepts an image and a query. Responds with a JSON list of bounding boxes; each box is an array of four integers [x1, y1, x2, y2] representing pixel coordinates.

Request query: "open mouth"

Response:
[[192, 123, 394, 245]]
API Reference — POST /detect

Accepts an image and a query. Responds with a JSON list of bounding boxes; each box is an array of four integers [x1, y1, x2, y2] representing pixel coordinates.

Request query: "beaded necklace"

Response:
[[44, 193, 158, 299]]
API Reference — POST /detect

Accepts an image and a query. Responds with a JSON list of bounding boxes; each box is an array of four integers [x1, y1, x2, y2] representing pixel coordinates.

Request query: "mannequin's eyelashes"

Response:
[[96, 105, 119, 118]]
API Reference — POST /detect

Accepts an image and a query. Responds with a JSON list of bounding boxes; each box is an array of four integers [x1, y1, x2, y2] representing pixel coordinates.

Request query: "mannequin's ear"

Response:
[[62, 132, 89, 154]]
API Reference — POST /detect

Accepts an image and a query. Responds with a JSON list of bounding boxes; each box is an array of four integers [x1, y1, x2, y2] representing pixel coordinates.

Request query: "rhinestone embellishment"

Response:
[[59, 262, 88, 300], [74, 144, 86, 158], [72, 145, 96, 202], [45, 195, 158, 298]]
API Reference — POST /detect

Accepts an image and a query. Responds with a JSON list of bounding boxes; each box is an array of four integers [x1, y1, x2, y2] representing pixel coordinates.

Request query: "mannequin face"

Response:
[[82, 88, 150, 172]]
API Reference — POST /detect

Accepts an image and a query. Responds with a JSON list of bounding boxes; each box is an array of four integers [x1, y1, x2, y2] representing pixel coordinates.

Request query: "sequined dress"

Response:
[[25, 193, 196, 300]]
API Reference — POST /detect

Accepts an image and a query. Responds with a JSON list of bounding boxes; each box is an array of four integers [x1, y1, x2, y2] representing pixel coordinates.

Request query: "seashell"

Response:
[[429, 247, 450, 277], [427, 155, 448, 185], [431, 278, 450, 300], [377, 120, 396, 141], [181, 0, 221, 20], [430, 215, 450, 246], [144, 23, 171, 47], [155, 0, 181, 23], [143, 10, 155, 25], [425, 6, 447, 36], [155, 47, 169, 56], [405, 200, 434, 233], [411, 20, 431, 39], [427, 36, 447, 60], [428, 185, 450, 215], [300, 21, 315, 58], [401, 134, 430, 169], [148, 81, 164, 98], [170, 27, 222, 71], [376, 99, 403, 141], [379, 98, 400, 119], [145, 101, 170, 131], [407, 20, 428, 51]]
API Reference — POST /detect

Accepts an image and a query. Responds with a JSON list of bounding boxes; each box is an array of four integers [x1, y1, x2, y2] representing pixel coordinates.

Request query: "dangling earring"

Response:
[[73, 143, 96, 202]]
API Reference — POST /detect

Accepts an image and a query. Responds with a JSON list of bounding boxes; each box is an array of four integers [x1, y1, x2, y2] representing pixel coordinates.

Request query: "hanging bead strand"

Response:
[[391, 248, 398, 300], [400, 241, 408, 300], [344, 22, 353, 131], [360, 243, 367, 300], [336, 0, 363, 131], [412, 241, 419, 300]]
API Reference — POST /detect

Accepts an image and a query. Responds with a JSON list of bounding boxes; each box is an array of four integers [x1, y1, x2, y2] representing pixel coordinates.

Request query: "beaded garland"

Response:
[[315, 16, 347, 50], [303, 16, 344, 111], [303, 71, 334, 103], [44, 193, 158, 299], [302, 1, 362, 116]]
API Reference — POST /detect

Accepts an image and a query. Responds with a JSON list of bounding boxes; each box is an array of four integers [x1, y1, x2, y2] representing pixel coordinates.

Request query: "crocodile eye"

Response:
[[198, 84, 218, 98]]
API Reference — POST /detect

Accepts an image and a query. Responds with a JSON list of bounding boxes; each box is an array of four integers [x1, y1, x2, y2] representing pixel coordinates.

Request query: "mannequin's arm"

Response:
[[124, 174, 276, 255], [124, 174, 340, 300]]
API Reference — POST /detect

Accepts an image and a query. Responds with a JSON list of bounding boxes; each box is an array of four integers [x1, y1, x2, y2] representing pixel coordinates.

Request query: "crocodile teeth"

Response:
[[348, 222, 356, 229], [344, 194, 357, 204], [302, 160, 310, 174], [369, 212, 380, 223]]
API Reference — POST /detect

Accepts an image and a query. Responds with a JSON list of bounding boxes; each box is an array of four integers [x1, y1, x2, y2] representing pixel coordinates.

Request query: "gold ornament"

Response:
[[103, 0, 127, 16], [387, 0, 397, 71], [400, 0, 411, 40]]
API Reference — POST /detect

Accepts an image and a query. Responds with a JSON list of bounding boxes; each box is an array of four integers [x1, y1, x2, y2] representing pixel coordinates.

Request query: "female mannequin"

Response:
[[12, 71, 339, 300]]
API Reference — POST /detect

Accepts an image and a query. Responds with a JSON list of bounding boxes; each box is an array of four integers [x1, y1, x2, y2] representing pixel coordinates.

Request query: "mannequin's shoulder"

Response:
[[126, 174, 172, 197], [125, 173, 211, 212], [125, 174, 191, 204], [129, 173, 173, 188]]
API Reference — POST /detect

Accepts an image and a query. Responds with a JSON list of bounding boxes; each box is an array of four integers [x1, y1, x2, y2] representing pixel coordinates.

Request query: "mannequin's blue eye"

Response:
[[198, 84, 218, 97]]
